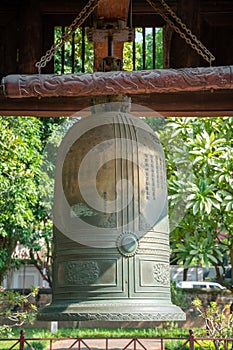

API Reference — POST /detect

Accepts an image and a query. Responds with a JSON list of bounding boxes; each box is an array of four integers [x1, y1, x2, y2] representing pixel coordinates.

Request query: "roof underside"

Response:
[[0, 0, 233, 117]]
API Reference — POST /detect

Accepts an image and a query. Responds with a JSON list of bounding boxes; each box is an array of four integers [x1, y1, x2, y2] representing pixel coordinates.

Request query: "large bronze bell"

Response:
[[38, 104, 185, 321]]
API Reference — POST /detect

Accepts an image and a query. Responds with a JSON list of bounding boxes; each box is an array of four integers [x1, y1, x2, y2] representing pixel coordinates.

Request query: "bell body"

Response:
[[38, 110, 185, 321]]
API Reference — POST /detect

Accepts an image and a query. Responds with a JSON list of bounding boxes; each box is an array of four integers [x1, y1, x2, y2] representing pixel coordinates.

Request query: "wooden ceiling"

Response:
[[1, 0, 233, 117]]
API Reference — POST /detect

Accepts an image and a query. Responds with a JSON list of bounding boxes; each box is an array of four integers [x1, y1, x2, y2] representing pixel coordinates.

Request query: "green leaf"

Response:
[[226, 202, 232, 211], [193, 201, 200, 215], [204, 198, 212, 214], [207, 255, 218, 264]]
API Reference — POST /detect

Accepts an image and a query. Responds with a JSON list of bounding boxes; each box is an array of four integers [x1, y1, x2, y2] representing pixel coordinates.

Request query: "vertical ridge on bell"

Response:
[[127, 122, 134, 231], [119, 119, 125, 229], [126, 114, 136, 232], [132, 116, 140, 233], [113, 122, 118, 229]]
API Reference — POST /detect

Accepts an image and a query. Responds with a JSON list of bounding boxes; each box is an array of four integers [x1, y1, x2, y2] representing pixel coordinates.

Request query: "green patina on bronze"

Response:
[[38, 103, 185, 321]]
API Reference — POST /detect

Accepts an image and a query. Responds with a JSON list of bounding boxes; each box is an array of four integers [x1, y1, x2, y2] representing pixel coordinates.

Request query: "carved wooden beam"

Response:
[[2, 66, 233, 98]]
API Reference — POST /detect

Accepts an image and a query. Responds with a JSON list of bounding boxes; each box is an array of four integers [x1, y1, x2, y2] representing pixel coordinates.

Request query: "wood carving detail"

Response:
[[2, 66, 233, 98]]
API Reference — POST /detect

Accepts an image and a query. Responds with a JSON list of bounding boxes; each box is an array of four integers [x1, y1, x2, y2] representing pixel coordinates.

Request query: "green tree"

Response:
[[0, 117, 64, 285], [192, 298, 233, 349], [145, 28, 163, 69], [158, 117, 233, 290], [123, 28, 163, 70], [54, 27, 94, 73], [0, 286, 38, 337], [0, 117, 43, 282]]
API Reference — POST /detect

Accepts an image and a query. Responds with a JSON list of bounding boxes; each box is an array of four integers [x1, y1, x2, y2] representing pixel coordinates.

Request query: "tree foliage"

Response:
[[0, 117, 65, 285], [192, 298, 233, 349], [157, 117, 233, 289], [54, 27, 94, 73], [0, 117, 43, 281], [0, 286, 38, 337], [123, 28, 163, 70]]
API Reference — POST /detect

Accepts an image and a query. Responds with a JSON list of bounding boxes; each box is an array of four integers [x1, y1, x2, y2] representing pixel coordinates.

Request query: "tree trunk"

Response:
[[183, 267, 188, 281], [230, 247, 233, 281]]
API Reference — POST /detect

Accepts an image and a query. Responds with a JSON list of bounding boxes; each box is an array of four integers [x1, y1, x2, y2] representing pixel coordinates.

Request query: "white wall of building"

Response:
[[3, 264, 49, 289]]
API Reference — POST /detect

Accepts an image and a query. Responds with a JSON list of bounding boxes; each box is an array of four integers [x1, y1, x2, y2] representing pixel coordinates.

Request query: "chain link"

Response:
[[146, 0, 215, 65], [36, 0, 215, 72], [35, 0, 100, 73]]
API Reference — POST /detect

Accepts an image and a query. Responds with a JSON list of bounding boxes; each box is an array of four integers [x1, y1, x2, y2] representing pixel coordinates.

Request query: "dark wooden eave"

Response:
[[0, 89, 232, 118], [3, 86, 231, 119], [1, 1, 233, 117]]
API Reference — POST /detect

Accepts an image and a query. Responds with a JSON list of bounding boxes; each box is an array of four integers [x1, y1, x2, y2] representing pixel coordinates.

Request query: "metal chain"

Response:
[[158, 0, 215, 63], [36, 0, 215, 72], [146, 0, 215, 65], [35, 0, 100, 73]]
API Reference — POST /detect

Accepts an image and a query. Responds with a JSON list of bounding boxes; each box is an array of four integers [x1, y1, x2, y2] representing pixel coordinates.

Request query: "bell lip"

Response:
[[37, 301, 186, 321]]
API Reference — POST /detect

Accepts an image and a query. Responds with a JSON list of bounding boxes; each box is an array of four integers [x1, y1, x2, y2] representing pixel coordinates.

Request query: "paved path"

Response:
[[49, 338, 163, 350]]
